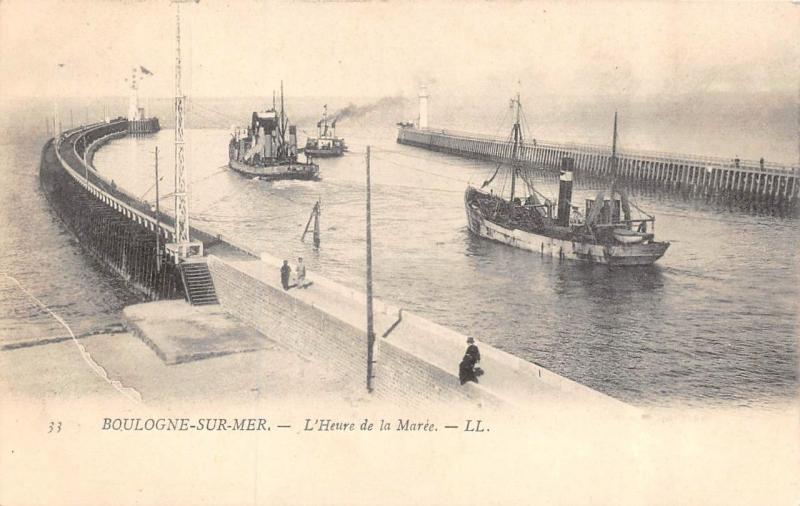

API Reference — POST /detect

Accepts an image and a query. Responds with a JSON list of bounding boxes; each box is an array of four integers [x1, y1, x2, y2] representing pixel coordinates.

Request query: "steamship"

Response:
[[304, 105, 347, 157], [464, 96, 669, 266], [228, 84, 319, 181]]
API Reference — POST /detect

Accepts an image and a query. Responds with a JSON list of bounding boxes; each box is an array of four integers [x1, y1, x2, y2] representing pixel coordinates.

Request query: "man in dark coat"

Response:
[[280, 260, 291, 290], [459, 353, 478, 385]]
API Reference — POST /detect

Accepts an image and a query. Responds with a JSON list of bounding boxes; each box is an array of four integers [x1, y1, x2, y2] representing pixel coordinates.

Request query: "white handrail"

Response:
[[54, 123, 176, 240]]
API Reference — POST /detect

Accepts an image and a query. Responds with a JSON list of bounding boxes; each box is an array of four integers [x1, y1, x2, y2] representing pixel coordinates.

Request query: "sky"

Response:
[[1, 0, 798, 101]]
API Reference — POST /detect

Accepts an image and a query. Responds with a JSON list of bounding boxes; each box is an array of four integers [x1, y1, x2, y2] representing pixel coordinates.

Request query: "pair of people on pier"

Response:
[[280, 257, 307, 290]]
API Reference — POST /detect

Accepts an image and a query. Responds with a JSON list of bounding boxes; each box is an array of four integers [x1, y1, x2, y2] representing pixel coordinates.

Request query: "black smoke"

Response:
[[331, 96, 404, 123]]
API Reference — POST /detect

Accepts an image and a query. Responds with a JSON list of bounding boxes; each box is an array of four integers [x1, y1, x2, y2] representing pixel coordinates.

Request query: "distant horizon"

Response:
[[2, 1, 797, 99], [3, 89, 797, 101]]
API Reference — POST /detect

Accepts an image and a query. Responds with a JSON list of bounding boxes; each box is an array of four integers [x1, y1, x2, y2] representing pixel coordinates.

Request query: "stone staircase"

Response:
[[179, 259, 219, 306]]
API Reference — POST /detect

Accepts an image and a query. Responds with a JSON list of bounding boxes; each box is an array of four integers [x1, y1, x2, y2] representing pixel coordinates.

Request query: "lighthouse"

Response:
[[418, 84, 429, 129]]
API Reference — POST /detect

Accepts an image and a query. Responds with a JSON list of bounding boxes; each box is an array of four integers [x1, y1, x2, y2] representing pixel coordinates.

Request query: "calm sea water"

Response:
[[2, 96, 797, 406], [0, 132, 140, 343]]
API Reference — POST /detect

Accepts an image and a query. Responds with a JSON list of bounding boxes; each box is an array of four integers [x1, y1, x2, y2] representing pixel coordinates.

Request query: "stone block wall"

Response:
[[207, 256, 367, 383], [375, 340, 504, 408], [207, 255, 501, 407]]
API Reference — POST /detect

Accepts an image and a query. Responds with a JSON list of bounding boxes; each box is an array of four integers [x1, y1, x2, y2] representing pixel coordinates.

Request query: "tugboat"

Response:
[[228, 82, 319, 181], [464, 95, 669, 266], [304, 105, 347, 157]]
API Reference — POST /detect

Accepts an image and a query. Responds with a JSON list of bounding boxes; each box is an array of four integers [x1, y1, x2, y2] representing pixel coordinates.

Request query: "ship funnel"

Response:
[[418, 85, 429, 129], [556, 157, 574, 226]]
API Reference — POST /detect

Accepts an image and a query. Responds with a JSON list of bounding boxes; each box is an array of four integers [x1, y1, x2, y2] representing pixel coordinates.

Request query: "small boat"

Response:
[[304, 105, 347, 157], [228, 82, 319, 181], [464, 95, 669, 266], [612, 228, 649, 244]]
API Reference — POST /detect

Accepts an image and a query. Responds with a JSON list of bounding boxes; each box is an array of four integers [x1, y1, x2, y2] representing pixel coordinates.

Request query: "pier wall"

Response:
[[41, 121, 183, 300], [207, 255, 369, 384], [397, 127, 800, 214], [206, 254, 501, 406], [128, 117, 160, 136]]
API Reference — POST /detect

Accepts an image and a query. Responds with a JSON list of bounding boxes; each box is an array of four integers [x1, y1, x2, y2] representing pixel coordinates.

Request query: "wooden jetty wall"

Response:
[[397, 127, 799, 214], [42, 120, 258, 301], [40, 121, 182, 300], [128, 117, 160, 136]]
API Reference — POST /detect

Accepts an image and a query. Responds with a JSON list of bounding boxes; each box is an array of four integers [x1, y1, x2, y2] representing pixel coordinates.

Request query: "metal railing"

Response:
[[54, 122, 176, 242]]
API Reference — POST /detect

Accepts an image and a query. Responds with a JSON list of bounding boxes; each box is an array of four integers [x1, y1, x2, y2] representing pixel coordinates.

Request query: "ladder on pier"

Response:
[[179, 259, 219, 306]]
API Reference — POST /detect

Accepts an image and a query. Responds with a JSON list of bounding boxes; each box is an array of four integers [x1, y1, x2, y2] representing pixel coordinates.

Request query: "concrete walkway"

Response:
[[124, 300, 268, 364], [1, 295, 365, 405], [0, 329, 363, 405]]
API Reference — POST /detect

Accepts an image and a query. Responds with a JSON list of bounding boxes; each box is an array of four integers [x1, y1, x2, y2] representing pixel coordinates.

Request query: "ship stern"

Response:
[[605, 241, 670, 266]]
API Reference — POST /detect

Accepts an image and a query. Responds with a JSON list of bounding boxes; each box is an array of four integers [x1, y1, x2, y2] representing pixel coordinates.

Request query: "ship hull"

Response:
[[465, 192, 669, 266], [229, 158, 319, 181], [304, 148, 344, 157]]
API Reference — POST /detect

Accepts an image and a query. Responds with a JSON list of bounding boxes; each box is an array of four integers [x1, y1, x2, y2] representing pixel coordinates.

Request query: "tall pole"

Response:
[[173, 1, 191, 253], [155, 146, 162, 271], [280, 80, 286, 147], [509, 93, 521, 212], [611, 110, 618, 176], [365, 146, 375, 393]]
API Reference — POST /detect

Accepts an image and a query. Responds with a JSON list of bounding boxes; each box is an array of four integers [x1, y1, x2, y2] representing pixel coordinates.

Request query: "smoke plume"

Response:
[[331, 96, 404, 123]]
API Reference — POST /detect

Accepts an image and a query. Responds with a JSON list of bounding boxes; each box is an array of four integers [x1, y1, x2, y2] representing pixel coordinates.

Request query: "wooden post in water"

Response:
[[313, 198, 321, 248], [366, 146, 375, 393], [301, 199, 321, 248]]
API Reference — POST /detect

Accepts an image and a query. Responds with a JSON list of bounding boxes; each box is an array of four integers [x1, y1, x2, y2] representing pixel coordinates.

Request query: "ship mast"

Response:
[[280, 80, 287, 148], [611, 111, 633, 222], [509, 92, 523, 206], [611, 110, 618, 177]]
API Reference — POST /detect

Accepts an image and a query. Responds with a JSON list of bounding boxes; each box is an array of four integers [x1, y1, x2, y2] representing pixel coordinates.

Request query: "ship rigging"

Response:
[[228, 82, 320, 181], [464, 94, 670, 265]]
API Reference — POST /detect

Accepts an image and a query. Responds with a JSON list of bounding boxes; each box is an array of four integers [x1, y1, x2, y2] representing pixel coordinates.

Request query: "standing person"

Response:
[[295, 257, 306, 289], [280, 260, 291, 290]]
